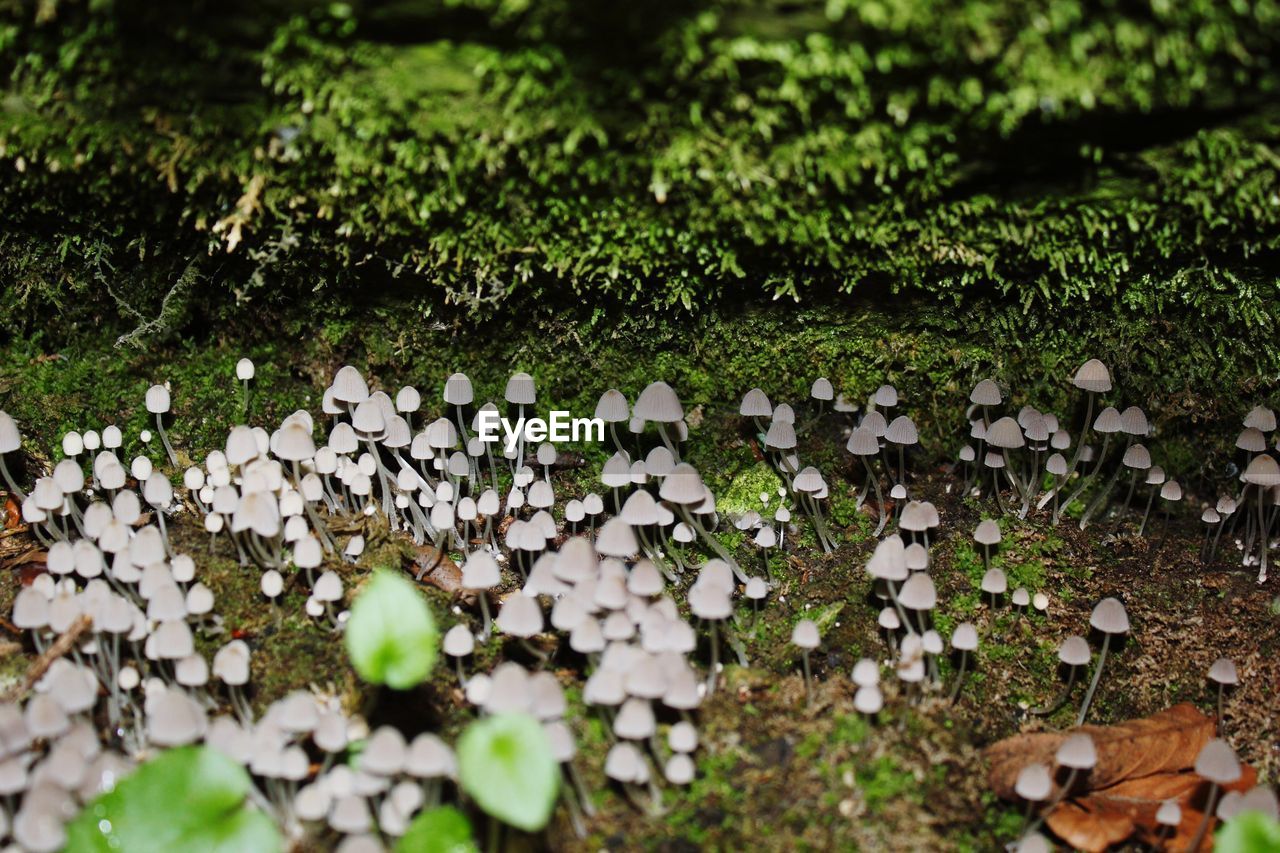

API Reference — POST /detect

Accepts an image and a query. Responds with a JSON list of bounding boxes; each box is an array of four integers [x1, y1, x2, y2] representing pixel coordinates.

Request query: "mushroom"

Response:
[[1031, 635, 1090, 716], [236, 358, 255, 419], [0, 411, 28, 501], [1187, 739, 1242, 851], [948, 622, 978, 703], [1076, 598, 1129, 725], [1207, 657, 1238, 734], [791, 619, 820, 707], [145, 384, 179, 468]]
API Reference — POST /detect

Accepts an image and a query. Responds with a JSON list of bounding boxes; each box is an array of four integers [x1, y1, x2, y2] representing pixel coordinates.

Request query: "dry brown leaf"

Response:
[[1046, 766, 1257, 853], [987, 704, 1256, 852], [987, 703, 1214, 799], [409, 545, 468, 599], [2, 493, 19, 529]]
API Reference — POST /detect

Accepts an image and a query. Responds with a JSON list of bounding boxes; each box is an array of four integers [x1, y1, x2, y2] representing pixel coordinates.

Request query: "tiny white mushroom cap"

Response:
[[1058, 636, 1091, 667], [261, 569, 284, 599], [145, 384, 171, 414], [313, 571, 343, 603], [1056, 733, 1097, 770], [236, 358, 255, 380], [851, 659, 880, 688], [664, 753, 696, 785], [853, 685, 883, 715], [791, 619, 820, 650], [213, 640, 252, 686], [951, 622, 979, 652], [1155, 798, 1182, 827], [1089, 597, 1130, 635], [1194, 738, 1242, 785], [1015, 763, 1052, 802], [1208, 657, 1238, 685], [443, 624, 475, 657]]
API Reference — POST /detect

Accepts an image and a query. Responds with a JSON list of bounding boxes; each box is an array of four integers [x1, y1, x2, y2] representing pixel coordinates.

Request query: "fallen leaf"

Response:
[[2, 493, 19, 529], [1046, 766, 1257, 852], [409, 545, 467, 599], [987, 703, 1214, 799], [987, 705, 1257, 852]]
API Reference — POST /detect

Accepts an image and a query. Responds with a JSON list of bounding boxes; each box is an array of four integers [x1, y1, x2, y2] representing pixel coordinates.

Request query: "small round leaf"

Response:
[[458, 713, 560, 832], [396, 805, 478, 853], [345, 568, 439, 689]]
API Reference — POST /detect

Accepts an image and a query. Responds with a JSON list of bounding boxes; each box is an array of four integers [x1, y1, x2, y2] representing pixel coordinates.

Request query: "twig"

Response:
[[2, 614, 92, 702]]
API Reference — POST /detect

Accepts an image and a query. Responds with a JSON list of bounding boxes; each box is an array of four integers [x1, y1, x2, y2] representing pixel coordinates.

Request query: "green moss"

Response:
[[2, 1, 1279, 329]]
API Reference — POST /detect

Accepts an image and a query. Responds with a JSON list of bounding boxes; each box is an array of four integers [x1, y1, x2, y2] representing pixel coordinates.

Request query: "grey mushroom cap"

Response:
[[951, 622, 979, 651], [1089, 597, 1130, 634], [1208, 657, 1238, 685], [1072, 359, 1112, 393], [810, 378, 834, 401], [980, 568, 1007, 595], [973, 519, 1002, 545], [985, 416, 1025, 449], [739, 388, 773, 418], [1015, 763, 1052, 802], [504, 372, 537, 406], [791, 619, 820, 650], [1056, 733, 1097, 769], [633, 381, 684, 423], [970, 379, 1002, 406], [1194, 738, 1242, 784], [1155, 798, 1182, 827], [1058, 635, 1091, 666]]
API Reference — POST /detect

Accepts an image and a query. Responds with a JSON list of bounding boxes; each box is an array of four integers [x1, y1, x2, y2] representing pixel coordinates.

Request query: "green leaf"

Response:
[[345, 568, 439, 689], [457, 713, 560, 832], [1217, 811, 1280, 853], [396, 805, 478, 853], [65, 746, 281, 853]]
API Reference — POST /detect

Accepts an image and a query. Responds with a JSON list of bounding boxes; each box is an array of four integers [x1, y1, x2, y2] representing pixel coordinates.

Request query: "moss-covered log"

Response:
[[2, 0, 1279, 329]]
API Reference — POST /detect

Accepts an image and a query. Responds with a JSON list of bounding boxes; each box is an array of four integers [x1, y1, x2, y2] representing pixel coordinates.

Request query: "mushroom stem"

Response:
[[1217, 682, 1226, 735], [948, 651, 968, 703], [479, 595, 492, 641], [156, 413, 179, 468], [707, 621, 720, 694], [802, 649, 813, 708], [1256, 486, 1269, 584], [861, 457, 888, 535], [1075, 633, 1111, 725], [1187, 782, 1221, 853], [1138, 487, 1157, 536], [241, 379, 250, 421]]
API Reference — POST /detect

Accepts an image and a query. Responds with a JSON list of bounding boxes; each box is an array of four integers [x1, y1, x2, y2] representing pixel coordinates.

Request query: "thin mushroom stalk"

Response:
[[155, 413, 179, 468], [1075, 633, 1112, 725], [1186, 783, 1221, 852]]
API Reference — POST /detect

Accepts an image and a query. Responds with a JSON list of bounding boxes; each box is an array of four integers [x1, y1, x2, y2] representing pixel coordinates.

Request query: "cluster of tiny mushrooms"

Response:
[[0, 354, 1274, 852]]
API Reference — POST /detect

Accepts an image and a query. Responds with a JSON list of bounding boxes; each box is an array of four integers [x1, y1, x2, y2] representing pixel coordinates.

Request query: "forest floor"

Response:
[[0, 329, 1276, 851]]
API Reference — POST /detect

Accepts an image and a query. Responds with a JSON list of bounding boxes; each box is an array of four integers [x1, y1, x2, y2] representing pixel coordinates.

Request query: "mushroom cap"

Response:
[[764, 419, 797, 451], [851, 658, 880, 687], [865, 535, 907, 581], [658, 463, 706, 505], [854, 685, 883, 715], [970, 379, 1002, 406], [503, 372, 537, 406], [980, 568, 1007, 595], [884, 415, 918, 445], [985, 416, 1025, 449], [873, 385, 898, 408], [1057, 635, 1091, 666], [1155, 799, 1182, 826], [973, 519, 1002, 545], [145, 384, 171, 414], [1015, 763, 1052, 801], [443, 624, 475, 657], [898, 573, 937, 610], [496, 593, 544, 639], [1072, 359, 1112, 393], [595, 517, 639, 558], [845, 426, 879, 456], [1094, 406, 1123, 433], [1243, 454, 1280, 486], [1208, 657, 1239, 685], [1119, 406, 1150, 436], [1194, 738, 1242, 784], [739, 388, 772, 418], [1056, 733, 1097, 769], [1089, 597, 1130, 634], [0, 411, 21, 453], [951, 622, 979, 651], [791, 619, 820, 650], [810, 377, 834, 401], [1011, 587, 1031, 607], [633, 381, 683, 423], [594, 389, 630, 423], [1159, 479, 1182, 501]]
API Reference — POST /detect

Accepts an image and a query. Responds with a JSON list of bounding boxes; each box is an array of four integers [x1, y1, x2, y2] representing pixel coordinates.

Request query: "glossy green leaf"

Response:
[[65, 746, 281, 853], [457, 713, 560, 832], [1217, 811, 1280, 853], [345, 568, 439, 689], [396, 805, 478, 853]]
